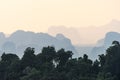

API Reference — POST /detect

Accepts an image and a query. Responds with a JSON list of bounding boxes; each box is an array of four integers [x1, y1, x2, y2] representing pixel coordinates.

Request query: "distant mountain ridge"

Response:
[[48, 19, 120, 45], [104, 32, 120, 48], [0, 30, 77, 57], [75, 31, 120, 60], [91, 31, 120, 60]]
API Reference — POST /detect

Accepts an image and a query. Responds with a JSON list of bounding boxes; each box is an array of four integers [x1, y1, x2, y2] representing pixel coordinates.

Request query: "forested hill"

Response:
[[0, 41, 120, 80]]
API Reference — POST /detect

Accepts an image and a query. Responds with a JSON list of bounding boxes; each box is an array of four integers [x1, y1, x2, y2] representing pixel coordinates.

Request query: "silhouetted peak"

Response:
[[14, 30, 25, 33], [56, 34, 66, 40], [106, 32, 120, 37], [0, 32, 5, 38]]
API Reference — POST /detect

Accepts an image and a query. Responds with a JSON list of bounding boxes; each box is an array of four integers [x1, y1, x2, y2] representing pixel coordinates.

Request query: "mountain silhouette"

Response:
[[0, 30, 77, 57]]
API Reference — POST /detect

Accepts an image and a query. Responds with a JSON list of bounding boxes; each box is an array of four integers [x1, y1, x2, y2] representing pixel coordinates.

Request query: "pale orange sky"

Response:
[[0, 0, 120, 34]]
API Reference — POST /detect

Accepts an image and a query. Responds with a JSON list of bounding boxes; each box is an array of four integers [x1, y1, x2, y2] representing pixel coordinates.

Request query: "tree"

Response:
[[21, 47, 36, 68], [0, 53, 20, 80], [92, 60, 100, 74], [99, 54, 105, 67], [20, 68, 41, 80], [56, 48, 73, 67], [1, 53, 19, 64], [97, 41, 120, 80], [112, 40, 120, 46], [35, 46, 56, 71], [40, 46, 56, 62]]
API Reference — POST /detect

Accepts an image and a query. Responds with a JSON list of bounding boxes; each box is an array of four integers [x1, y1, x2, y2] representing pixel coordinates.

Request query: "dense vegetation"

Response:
[[0, 41, 120, 80]]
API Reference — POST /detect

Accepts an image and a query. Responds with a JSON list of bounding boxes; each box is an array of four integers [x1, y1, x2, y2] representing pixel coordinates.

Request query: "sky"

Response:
[[0, 0, 120, 44]]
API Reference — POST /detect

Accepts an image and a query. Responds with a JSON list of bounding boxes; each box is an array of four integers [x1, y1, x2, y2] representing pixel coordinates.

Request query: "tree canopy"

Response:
[[0, 41, 120, 80]]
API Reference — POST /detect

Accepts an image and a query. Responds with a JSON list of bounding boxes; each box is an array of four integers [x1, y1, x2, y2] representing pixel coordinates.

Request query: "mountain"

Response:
[[0, 30, 77, 58], [95, 32, 120, 48], [48, 19, 120, 45], [91, 32, 120, 60], [104, 32, 120, 48], [75, 45, 93, 57], [74, 32, 120, 60]]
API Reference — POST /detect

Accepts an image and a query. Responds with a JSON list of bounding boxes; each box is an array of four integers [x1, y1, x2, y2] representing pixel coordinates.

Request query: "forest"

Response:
[[0, 41, 120, 80]]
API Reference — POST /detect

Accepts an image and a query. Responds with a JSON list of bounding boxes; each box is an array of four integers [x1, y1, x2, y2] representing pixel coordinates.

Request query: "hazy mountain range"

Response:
[[47, 19, 120, 60], [91, 32, 120, 59], [75, 31, 120, 60], [48, 19, 120, 45], [0, 20, 120, 60], [0, 30, 77, 58]]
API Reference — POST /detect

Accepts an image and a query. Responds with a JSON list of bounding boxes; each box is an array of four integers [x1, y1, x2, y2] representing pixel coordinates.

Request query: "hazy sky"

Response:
[[0, 0, 120, 34]]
